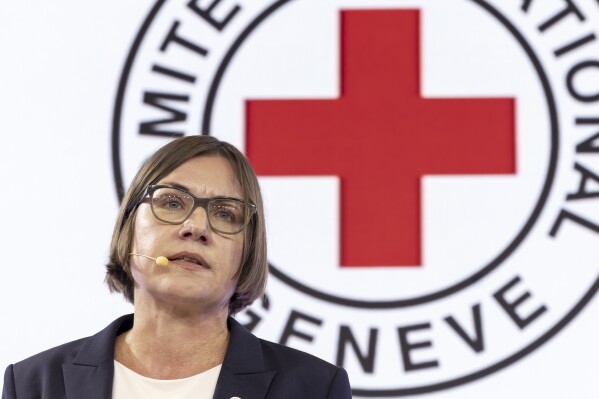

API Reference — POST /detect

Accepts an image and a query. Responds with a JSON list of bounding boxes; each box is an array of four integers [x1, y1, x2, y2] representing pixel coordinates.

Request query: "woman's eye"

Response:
[[211, 203, 239, 223], [166, 201, 182, 209], [215, 210, 234, 221], [157, 195, 186, 210]]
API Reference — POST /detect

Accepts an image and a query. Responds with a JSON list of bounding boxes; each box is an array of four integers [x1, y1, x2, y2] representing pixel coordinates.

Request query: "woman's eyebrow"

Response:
[[160, 181, 239, 199], [160, 181, 190, 191]]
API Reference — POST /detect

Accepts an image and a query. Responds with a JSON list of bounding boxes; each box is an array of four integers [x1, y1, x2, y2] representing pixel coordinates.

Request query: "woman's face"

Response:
[[130, 155, 245, 313]]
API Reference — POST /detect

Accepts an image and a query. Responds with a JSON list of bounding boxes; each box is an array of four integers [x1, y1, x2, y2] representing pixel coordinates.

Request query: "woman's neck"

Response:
[[114, 298, 230, 380]]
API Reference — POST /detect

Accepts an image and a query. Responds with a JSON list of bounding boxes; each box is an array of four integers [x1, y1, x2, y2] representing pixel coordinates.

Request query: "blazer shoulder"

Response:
[[5, 315, 133, 398], [3, 336, 90, 399], [256, 339, 352, 398], [258, 338, 341, 377], [11, 336, 89, 376], [9, 314, 132, 377]]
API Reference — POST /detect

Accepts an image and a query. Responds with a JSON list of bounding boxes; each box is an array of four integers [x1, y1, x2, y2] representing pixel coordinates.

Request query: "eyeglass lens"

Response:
[[150, 186, 249, 233]]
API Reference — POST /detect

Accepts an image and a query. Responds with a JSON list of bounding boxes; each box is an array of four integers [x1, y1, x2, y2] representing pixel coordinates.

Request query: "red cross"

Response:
[[246, 10, 515, 267]]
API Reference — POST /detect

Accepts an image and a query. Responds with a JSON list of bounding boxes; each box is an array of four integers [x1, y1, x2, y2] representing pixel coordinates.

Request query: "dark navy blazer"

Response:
[[2, 314, 352, 399]]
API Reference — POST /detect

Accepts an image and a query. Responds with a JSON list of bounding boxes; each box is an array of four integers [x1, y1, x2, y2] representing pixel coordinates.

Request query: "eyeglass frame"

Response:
[[132, 184, 257, 235]]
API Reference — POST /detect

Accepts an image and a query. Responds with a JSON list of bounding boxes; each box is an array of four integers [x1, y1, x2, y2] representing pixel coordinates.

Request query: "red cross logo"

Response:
[[246, 9, 515, 267]]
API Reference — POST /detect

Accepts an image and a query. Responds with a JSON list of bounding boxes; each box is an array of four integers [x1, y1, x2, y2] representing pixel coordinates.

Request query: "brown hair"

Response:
[[105, 135, 267, 314]]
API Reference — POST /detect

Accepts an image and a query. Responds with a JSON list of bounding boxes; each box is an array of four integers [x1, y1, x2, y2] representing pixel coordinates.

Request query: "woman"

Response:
[[2, 136, 352, 398]]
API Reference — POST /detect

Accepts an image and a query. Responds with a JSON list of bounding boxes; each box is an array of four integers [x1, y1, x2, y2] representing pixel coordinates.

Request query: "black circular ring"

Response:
[[111, 0, 595, 396]]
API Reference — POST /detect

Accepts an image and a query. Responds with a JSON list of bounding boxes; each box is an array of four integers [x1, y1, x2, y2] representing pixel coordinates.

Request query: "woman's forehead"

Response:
[[159, 155, 243, 198]]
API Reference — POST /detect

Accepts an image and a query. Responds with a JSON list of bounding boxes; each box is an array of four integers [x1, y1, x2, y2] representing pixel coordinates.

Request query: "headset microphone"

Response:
[[129, 253, 169, 266]]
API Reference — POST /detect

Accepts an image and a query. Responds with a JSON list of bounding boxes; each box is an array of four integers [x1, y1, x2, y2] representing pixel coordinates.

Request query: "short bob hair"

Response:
[[105, 135, 267, 314]]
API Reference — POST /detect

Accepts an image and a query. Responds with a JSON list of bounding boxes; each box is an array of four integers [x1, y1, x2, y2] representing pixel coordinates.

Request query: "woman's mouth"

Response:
[[168, 254, 209, 270]]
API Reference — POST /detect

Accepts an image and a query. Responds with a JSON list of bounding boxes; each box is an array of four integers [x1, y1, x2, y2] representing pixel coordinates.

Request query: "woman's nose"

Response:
[[178, 208, 211, 243]]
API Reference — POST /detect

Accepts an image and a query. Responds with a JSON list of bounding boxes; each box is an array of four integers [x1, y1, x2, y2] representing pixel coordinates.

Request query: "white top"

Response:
[[112, 361, 222, 399]]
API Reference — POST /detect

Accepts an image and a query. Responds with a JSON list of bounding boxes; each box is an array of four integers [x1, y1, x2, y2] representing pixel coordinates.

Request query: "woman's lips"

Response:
[[168, 259, 206, 270], [167, 253, 210, 270]]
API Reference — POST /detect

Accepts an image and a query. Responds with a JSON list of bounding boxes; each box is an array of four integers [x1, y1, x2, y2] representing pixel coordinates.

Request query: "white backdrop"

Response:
[[1, 0, 599, 398]]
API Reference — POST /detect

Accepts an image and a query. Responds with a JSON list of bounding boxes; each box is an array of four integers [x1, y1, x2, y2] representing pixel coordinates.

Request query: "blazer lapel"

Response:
[[63, 361, 113, 399], [60, 314, 275, 399], [213, 317, 277, 399], [213, 366, 276, 399], [63, 315, 134, 399]]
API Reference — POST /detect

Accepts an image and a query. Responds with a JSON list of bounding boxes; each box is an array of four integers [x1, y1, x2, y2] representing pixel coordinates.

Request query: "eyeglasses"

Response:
[[142, 184, 256, 235]]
